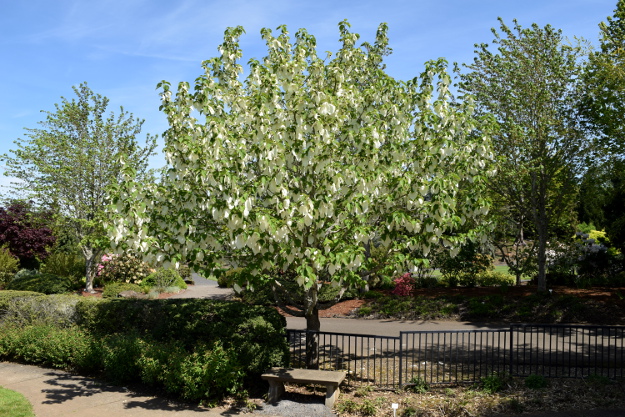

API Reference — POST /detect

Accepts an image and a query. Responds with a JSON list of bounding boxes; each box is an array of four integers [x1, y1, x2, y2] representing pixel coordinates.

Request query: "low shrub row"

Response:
[[5, 269, 78, 294], [0, 292, 289, 403]]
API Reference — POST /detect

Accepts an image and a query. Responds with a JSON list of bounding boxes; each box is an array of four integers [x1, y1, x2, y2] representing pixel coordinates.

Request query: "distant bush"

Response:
[[41, 252, 85, 283], [392, 273, 414, 296], [220, 268, 245, 288], [178, 264, 191, 281], [436, 243, 493, 288], [102, 282, 145, 298], [142, 268, 187, 292], [474, 270, 515, 287], [7, 269, 76, 294], [0, 246, 19, 289]]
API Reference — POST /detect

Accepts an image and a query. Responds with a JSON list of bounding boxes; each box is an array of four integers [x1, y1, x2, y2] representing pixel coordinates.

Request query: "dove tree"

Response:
[[110, 22, 494, 354]]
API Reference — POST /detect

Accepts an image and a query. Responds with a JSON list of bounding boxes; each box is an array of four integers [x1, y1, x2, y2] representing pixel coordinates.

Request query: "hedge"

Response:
[[0, 294, 289, 403], [74, 298, 288, 375]]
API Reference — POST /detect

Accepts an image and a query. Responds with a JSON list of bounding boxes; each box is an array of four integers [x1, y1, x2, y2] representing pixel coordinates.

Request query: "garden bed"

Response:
[[299, 285, 625, 324]]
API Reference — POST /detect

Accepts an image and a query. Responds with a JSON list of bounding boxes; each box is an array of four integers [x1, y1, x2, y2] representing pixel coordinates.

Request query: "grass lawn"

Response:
[[0, 386, 35, 417]]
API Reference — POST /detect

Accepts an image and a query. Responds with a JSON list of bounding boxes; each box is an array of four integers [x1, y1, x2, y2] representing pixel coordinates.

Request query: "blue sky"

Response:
[[0, 0, 618, 192]]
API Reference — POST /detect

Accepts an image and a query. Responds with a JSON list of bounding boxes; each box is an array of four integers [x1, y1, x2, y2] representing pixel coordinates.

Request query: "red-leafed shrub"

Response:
[[392, 273, 415, 296], [0, 201, 56, 269]]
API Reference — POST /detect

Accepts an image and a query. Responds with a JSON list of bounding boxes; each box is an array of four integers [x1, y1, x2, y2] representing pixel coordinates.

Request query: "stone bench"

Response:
[[261, 367, 347, 408]]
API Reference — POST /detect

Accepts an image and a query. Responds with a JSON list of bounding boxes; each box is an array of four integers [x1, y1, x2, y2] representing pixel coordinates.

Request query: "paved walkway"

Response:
[[167, 274, 233, 300], [0, 362, 267, 417]]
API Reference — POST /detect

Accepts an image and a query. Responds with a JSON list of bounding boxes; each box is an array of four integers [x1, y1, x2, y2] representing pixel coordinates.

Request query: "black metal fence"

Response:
[[286, 324, 625, 389]]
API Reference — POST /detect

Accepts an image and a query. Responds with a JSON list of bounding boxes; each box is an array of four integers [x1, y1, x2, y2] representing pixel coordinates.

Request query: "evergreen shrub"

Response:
[[102, 282, 145, 298], [0, 294, 288, 403], [1, 294, 81, 327], [474, 270, 515, 287], [142, 268, 187, 291], [0, 247, 19, 289], [41, 252, 85, 283], [6, 270, 76, 294]]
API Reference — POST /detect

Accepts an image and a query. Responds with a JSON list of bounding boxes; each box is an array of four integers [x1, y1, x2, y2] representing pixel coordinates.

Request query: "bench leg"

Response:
[[267, 381, 285, 403], [325, 384, 339, 408]]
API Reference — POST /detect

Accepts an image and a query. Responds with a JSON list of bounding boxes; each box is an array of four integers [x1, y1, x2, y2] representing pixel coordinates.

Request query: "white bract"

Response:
[[110, 21, 493, 329]]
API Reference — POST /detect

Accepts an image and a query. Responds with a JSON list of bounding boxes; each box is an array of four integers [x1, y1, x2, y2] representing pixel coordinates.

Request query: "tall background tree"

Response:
[[460, 19, 590, 291], [579, 0, 625, 259], [1, 83, 156, 291], [110, 22, 494, 366], [581, 0, 625, 153]]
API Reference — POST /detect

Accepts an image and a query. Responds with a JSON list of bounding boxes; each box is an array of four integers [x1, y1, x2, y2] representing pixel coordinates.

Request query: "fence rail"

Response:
[[286, 324, 625, 389]]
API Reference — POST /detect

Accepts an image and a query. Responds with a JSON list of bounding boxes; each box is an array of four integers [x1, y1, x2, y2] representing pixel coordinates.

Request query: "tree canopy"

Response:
[[111, 22, 494, 339], [582, 0, 625, 154], [2, 83, 156, 291]]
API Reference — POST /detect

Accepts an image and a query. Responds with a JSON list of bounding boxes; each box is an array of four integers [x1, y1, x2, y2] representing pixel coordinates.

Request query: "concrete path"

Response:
[[167, 273, 233, 300], [286, 317, 508, 335], [0, 362, 268, 417]]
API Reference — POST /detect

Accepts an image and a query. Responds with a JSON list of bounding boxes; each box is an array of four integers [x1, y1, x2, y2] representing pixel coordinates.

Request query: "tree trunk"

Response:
[[534, 171, 549, 293], [82, 246, 98, 293], [304, 284, 320, 369], [536, 221, 548, 292]]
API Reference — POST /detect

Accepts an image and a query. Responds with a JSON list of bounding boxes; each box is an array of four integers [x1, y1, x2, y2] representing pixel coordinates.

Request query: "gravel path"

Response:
[[254, 399, 337, 417]]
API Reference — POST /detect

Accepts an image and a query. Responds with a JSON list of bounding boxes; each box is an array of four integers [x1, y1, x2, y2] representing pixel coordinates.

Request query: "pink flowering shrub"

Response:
[[392, 273, 415, 296], [98, 254, 114, 276], [97, 253, 150, 284]]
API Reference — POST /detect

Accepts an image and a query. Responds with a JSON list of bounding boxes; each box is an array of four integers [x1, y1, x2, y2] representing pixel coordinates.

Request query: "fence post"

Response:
[[509, 324, 514, 377], [398, 332, 403, 389]]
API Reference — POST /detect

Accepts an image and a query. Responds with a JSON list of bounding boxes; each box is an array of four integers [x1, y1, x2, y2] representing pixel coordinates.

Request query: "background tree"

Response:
[[460, 19, 590, 291], [111, 22, 494, 367], [581, 0, 625, 154], [579, 0, 625, 262], [0, 200, 56, 269], [1, 83, 156, 291]]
